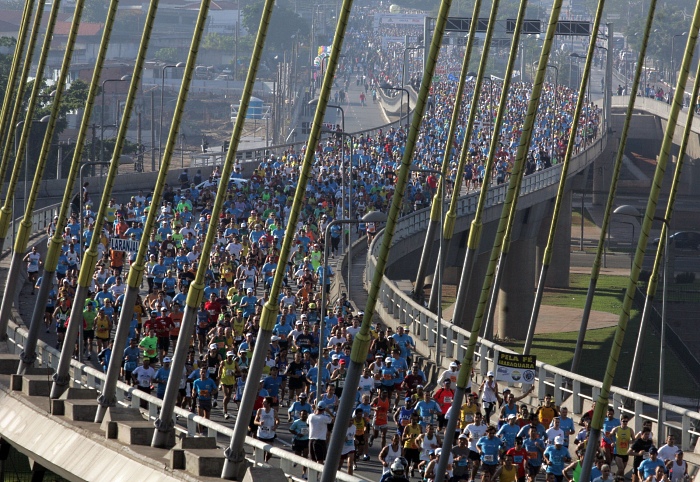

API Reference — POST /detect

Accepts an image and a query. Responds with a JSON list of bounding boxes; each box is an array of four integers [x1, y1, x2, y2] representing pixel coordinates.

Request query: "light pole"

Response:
[[534, 62, 558, 152], [671, 33, 687, 87], [411, 166, 445, 362], [100, 75, 131, 163], [614, 205, 669, 442], [380, 84, 410, 128], [160, 62, 185, 168], [570, 53, 585, 89], [318, 211, 387, 393], [16, 117, 50, 216], [402, 44, 424, 88]]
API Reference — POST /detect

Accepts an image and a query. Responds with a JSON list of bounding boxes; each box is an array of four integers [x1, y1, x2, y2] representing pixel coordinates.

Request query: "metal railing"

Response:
[[1, 204, 366, 481], [363, 133, 700, 456], [2, 203, 60, 253]]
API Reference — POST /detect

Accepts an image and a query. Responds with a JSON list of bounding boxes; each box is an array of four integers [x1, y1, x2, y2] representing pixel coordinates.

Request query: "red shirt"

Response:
[[204, 300, 222, 323], [144, 317, 174, 338], [506, 447, 529, 477], [434, 387, 455, 414]]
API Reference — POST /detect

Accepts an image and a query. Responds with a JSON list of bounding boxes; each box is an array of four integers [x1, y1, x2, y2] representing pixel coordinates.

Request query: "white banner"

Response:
[[110, 237, 139, 252]]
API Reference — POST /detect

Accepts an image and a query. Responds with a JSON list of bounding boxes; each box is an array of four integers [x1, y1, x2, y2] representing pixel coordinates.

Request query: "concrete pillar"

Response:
[[451, 247, 489, 334], [28, 458, 47, 482], [496, 236, 536, 340], [547, 191, 572, 288]]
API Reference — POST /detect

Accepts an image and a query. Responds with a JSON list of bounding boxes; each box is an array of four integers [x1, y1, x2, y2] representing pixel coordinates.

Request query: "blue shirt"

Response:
[[497, 423, 521, 450], [523, 438, 545, 466], [638, 458, 665, 479], [288, 401, 313, 421], [193, 376, 217, 400], [544, 445, 570, 475], [263, 375, 283, 398], [477, 435, 502, 465]]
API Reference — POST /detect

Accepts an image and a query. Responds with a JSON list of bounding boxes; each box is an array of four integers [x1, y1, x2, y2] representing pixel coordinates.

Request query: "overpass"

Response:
[[341, 95, 700, 472], [2, 93, 697, 479]]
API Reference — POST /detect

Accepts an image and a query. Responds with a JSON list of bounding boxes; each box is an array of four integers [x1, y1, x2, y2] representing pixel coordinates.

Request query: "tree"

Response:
[[83, 1, 108, 23], [242, 0, 309, 51], [154, 48, 181, 63], [33, 79, 91, 136], [0, 37, 17, 107], [202, 33, 235, 51]]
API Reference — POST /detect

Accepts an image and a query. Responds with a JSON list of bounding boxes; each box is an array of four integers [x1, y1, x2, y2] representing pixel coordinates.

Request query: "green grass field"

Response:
[[499, 273, 700, 399]]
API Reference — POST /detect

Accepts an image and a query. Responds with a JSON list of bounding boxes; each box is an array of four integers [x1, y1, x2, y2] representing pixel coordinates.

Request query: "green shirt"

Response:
[[82, 310, 97, 330], [139, 335, 158, 358]]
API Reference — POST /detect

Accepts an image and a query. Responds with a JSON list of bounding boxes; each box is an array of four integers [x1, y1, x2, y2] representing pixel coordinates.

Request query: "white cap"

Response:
[[226, 351, 234, 357], [450, 361, 459, 368], [487, 371, 494, 377], [554, 436, 564, 445], [385, 357, 392, 363], [507, 414, 517, 420], [271, 336, 280, 342], [209, 343, 218, 350], [163, 357, 171, 363]]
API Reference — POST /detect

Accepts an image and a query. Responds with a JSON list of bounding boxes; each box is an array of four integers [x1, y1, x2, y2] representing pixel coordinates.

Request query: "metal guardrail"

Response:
[[364, 133, 700, 455], [2, 203, 61, 253], [2, 204, 366, 481]]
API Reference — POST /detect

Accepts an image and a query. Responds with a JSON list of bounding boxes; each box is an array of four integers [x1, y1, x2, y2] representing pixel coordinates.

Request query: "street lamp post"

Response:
[[380, 84, 410, 128], [534, 62, 558, 154], [160, 62, 185, 169], [411, 167, 446, 361], [614, 204, 669, 442], [100, 75, 131, 163], [15, 118, 50, 216], [671, 33, 687, 87], [317, 211, 387, 392], [402, 44, 424, 88]]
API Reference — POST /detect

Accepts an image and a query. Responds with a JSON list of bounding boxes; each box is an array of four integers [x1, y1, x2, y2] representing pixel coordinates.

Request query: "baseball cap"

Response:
[[554, 436, 564, 445], [649, 447, 658, 454], [226, 351, 234, 357], [385, 357, 392, 363], [160, 307, 167, 311], [332, 354, 339, 360], [487, 371, 495, 377], [458, 434, 468, 439], [317, 401, 326, 409], [507, 414, 517, 420], [163, 357, 171, 363], [209, 343, 218, 350], [443, 379, 451, 384], [339, 359, 346, 365], [450, 361, 459, 368], [405, 396, 412, 403], [271, 336, 280, 342], [299, 393, 308, 398]]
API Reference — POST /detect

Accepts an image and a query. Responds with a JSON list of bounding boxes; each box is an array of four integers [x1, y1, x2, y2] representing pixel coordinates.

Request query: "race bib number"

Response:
[[423, 416, 432, 424], [208, 367, 216, 374], [444, 397, 453, 404], [338, 380, 345, 387], [528, 451, 538, 459], [226, 370, 235, 377], [260, 426, 272, 434], [484, 455, 494, 462], [619, 441, 628, 449], [300, 427, 309, 435], [643, 452, 650, 460], [199, 389, 210, 398]]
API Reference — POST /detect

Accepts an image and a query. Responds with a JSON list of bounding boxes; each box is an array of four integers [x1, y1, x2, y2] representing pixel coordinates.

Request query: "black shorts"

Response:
[[157, 336, 170, 351], [469, 450, 481, 461], [293, 439, 309, 454], [482, 464, 498, 475], [616, 454, 629, 463], [198, 398, 212, 411], [57, 325, 67, 334], [355, 435, 365, 447], [45, 307, 54, 314], [527, 464, 541, 478], [404, 448, 420, 464], [310, 439, 327, 462], [83, 329, 95, 340]]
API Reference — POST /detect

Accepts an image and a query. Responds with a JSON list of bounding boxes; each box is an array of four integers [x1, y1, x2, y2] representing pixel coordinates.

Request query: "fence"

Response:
[[363, 133, 700, 456]]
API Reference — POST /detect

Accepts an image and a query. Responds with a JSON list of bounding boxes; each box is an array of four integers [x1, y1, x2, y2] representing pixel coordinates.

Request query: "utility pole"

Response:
[[151, 90, 155, 171]]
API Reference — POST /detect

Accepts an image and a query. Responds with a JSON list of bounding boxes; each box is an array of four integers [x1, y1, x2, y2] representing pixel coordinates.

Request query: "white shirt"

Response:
[[342, 424, 357, 455], [132, 366, 155, 388], [465, 422, 487, 451], [658, 444, 680, 463], [308, 412, 332, 440]]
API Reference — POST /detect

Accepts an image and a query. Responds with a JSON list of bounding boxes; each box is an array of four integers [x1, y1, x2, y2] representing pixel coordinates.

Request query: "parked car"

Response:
[[653, 231, 700, 250]]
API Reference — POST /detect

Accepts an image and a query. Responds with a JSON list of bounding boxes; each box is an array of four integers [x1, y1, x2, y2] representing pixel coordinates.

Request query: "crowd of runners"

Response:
[[23, 6, 610, 480]]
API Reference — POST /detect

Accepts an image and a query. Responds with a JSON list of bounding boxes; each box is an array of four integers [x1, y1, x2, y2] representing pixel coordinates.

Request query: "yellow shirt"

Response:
[[403, 424, 422, 449]]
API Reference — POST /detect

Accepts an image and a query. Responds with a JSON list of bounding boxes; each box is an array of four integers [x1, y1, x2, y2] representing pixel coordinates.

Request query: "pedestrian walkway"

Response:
[[322, 81, 391, 133]]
